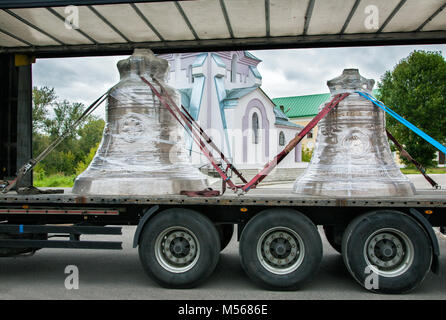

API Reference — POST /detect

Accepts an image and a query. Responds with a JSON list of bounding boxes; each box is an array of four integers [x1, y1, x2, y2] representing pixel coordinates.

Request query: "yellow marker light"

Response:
[[425, 210, 433, 215], [240, 207, 248, 212], [22, 205, 29, 209]]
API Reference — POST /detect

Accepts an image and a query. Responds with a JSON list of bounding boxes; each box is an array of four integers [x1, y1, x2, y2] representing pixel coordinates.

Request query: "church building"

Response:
[[159, 51, 303, 173]]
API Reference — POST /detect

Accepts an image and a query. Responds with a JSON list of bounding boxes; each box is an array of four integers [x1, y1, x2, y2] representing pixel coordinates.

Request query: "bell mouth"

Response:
[[72, 175, 209, 196]]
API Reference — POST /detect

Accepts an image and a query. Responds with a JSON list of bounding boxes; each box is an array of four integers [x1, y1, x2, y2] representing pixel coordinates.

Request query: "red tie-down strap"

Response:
[[180, 188, 221, 197], [386, 130, 440, 189], [140, 76, 243, 196], [141, 75, 349, 196], [241, 92, 350, 192], [152, 77, 248, 184]]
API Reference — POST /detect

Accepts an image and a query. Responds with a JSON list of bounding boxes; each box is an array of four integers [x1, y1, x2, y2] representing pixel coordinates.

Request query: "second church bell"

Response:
[[293, 69, 415, 197]]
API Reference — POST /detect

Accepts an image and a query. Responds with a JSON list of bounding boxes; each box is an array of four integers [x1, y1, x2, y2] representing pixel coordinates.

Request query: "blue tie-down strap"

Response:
[[356, 91, 446, 155]]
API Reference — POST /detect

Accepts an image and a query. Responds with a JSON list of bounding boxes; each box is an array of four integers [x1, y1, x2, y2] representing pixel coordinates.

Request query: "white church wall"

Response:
[[233, 90, 302, 169]]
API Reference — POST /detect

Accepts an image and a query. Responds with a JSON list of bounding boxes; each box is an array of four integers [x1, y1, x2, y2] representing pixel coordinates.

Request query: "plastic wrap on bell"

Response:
[[72, 49, 208, 195], [293, 69, 415, 197]]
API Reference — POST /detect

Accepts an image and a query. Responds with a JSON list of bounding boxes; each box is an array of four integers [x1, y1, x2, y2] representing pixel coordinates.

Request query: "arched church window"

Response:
[[252, 112, 259, 144], [279, 131, 285, 146]]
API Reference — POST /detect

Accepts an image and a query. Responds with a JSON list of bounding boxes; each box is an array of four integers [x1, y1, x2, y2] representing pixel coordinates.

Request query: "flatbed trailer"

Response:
[[0, 187, 445, 294]]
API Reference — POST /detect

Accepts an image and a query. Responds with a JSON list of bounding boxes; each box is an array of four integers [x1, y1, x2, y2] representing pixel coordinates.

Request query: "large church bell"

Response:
[[72, 49, 208, 195], [293, 69, 415, 197]]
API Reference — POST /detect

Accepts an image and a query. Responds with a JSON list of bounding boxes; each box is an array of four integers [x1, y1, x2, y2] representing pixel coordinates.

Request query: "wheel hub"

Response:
[[271, 240, 288, 257], [257, 227, 304, 275], [364, 229, 414, 277], [378, 242, 395, 259], [155, 227, 200, 273], [171, 237, 190, 256]]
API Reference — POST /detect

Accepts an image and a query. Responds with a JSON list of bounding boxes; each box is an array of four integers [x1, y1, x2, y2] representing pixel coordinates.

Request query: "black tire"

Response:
[[323, 225, 344, 254], [138, 208, 220, 289], [239, 209, 322, 290], [342, 210, 432, 294], [216, 224, 234, 252]]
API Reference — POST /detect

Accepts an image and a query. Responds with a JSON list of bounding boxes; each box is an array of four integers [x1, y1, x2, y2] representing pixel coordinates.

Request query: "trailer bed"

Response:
[[1, 188, 445, 208]]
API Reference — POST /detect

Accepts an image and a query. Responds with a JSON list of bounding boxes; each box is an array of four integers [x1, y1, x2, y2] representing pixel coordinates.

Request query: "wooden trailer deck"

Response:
[[0, 188, 445, 208]]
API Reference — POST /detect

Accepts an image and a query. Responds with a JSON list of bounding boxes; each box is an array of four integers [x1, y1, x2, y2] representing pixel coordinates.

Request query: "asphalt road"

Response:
[[1, 226, 446, 300]]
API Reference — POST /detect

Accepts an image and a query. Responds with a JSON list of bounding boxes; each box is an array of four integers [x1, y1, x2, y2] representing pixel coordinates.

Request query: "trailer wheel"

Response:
[[342, 210, 432, 294], [138, 208, 220, 288], [216, 224, 234, 252], [239, 209, 322, 290]]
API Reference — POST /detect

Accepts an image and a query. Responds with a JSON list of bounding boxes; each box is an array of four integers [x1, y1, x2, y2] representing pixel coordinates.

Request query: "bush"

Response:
[[75, 143, 99, 175], [302, 147, 313, 162], [33, 165, 46, 181]]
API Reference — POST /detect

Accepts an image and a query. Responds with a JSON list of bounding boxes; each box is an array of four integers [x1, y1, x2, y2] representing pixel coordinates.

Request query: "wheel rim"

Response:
[[257, 227, 305, 275], [154, 226, 200, 273], [363, 228, 414, 277]]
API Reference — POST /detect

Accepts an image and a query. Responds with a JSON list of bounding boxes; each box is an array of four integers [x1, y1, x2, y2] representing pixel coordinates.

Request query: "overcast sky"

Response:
[[33, 44, 446, 118]]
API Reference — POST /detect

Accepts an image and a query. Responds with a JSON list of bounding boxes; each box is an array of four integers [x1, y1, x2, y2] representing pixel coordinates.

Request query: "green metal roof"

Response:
[[272, 93, 330, 119], [273, 89, 380, 119]]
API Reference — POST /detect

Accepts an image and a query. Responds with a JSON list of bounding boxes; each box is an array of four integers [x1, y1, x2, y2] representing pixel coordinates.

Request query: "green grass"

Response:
[[400, 167, 446, 174], [33, 173, 76, 188]]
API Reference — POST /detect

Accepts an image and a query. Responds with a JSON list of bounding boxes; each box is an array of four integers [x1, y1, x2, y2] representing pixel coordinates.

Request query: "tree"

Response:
[[31, 87, 105, 178], [75, 143, 101, 175], [43, 100, 85, 138], [378, 50, 446, 167], [32, 86, 56, 134], [77, 117, 105, 156]]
